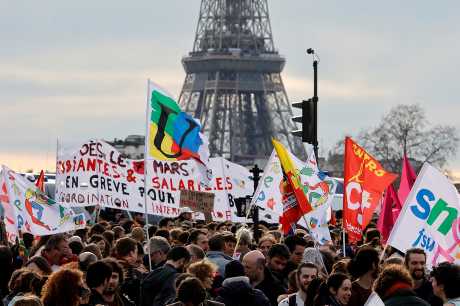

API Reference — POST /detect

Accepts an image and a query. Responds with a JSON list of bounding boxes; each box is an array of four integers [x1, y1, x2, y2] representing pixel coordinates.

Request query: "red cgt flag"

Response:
[[343, 137, 397, 242]]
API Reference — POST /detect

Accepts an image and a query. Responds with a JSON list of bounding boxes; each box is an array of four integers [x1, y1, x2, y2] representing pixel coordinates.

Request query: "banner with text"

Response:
[[56, 140, 252, 221], [388, 163, 460, 267]]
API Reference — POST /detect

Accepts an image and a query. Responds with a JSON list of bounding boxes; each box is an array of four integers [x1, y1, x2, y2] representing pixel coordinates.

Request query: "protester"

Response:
[[141, 246, 191, 306], [101, 257, 135, 306], [185, 244, 205, 264], [266, 244, 290, 284], [309, 272, 352, 306], [242, 250, 286, 306], [187, 260, 217, 293], [114, 237, 144, 305], [78, 252, 98, 274], [41, 268, 90, 306], [3, 269, 43, 306], [404, 248, 443, 306], [147, 236, 171, 270], [303, 247, 327, 277], [374, 264, 429, 306], [40, 234, 73, 271], [205, 234, 233, 277], [234, 228, 252, 259], [430, 262, 460, 306], [86, 261, 113, 306], [8, 294, 43, 306], [283, 235, 308, 277], [166, 276, 224, 306], [279, 262, 319, 306], [188, 230, 209, 253], [258, 236, 276, 257], [222, 233, 237, 257], [347, 246, 379, 306], [215, 276, 270, 306], [158, 218, 174, 231]]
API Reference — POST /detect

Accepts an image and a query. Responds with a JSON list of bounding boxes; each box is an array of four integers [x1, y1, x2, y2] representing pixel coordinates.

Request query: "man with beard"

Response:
[[347, 246, 380, 306], [266, 244, 290, 286], [404, 248, 443, 306], [140, 246, 191, 306], [278, 262, 318, 306], [102, 258, 135, 306], [86, 261, 113, 306]]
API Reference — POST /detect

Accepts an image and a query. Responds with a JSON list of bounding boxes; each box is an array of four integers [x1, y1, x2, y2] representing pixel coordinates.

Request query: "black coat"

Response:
[[141, 263, 178, 306], [384, 289, 431, 306], [255, 268, 286, 306], [215, 277, 270, 306]]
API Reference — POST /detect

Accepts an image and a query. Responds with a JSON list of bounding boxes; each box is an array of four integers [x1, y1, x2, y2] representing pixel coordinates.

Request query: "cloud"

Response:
[[283, 74, 392, 102]]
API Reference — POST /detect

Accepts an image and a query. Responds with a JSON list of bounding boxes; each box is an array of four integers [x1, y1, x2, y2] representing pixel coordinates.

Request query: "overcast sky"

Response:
[[1, 1, 459, 175]]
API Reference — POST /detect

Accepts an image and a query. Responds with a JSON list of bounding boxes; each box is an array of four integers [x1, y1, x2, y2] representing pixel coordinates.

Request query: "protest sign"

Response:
[[180, 190, 215, 222], [388, 163, 460, 266], [1, 166, 85, 242], [56, 140, 146, 213], [56, 140, 252, 221]]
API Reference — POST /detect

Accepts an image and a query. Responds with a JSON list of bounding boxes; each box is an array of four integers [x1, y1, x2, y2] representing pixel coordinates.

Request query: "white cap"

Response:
[[179, 207, 193, 214]]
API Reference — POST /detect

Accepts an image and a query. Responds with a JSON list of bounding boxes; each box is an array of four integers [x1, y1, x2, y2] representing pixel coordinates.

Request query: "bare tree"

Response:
[[325, 104, 459, 175], [358, 104, 459, 173]]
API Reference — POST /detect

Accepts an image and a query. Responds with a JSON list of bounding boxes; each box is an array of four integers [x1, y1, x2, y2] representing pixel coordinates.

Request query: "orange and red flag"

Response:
[[343, 137, 397, 242]]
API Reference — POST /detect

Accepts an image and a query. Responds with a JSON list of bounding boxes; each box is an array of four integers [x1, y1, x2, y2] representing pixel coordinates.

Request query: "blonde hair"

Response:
[[187, 260, 217, 283]]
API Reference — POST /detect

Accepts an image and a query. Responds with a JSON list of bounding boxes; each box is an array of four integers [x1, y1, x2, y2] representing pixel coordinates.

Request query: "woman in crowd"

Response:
[[308, 272, 352, 306], [41, 269, 90, 306], [257, 236, 276, 257], [374, 264, 429, 306], [3, 269, 43, 306], [187, 260, 218, 297]]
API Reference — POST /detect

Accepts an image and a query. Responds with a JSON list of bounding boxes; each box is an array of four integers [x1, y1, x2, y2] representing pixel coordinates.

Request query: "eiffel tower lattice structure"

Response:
[[178, 0, 306, 165]]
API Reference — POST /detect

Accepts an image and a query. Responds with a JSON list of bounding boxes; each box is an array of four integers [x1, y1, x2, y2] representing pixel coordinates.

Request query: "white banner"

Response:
[[56, 140, 252, 221], [2, 166, 85, 241], [388, 163, 460, 266]]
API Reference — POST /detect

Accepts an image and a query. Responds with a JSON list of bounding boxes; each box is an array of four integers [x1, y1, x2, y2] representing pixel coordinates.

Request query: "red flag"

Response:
[[279, 179, 302, 234], [397, 155, 416, 206], [343, 137, 397, 242], [35, 170, 45, 192], [377, 185, 400, 243]]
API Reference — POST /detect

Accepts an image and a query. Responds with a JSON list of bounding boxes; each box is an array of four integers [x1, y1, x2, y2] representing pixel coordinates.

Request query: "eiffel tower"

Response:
[[178, 0, 306, 164]]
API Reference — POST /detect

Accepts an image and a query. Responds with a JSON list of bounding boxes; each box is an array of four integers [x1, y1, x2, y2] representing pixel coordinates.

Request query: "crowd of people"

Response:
[[0, 207, 459, 306]]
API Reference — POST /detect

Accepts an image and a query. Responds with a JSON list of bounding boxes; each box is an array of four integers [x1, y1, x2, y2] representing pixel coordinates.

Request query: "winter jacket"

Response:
[[384, 289, 430, 306], [141, 263, 178, 306], [118, 259, 146, 306], [215, 276, 270, 306], [205, 251, 233, 277], [255, 267, 287, 306]]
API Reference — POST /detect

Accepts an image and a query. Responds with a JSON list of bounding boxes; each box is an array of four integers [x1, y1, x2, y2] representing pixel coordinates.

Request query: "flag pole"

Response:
[[144, 79, 152, 272], [342, 229, 346, 257]]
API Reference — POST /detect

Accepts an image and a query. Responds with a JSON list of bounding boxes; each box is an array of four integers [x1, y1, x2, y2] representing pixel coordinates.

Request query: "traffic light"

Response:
[[291, 98, 318, 145]]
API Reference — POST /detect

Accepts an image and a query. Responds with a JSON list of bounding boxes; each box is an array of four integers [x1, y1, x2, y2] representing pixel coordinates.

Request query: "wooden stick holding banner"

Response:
[[144, 79, 152, 272]]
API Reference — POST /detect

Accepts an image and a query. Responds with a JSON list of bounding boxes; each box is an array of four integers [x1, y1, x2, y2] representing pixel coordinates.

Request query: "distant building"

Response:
[[106, 135, 145, 160]]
